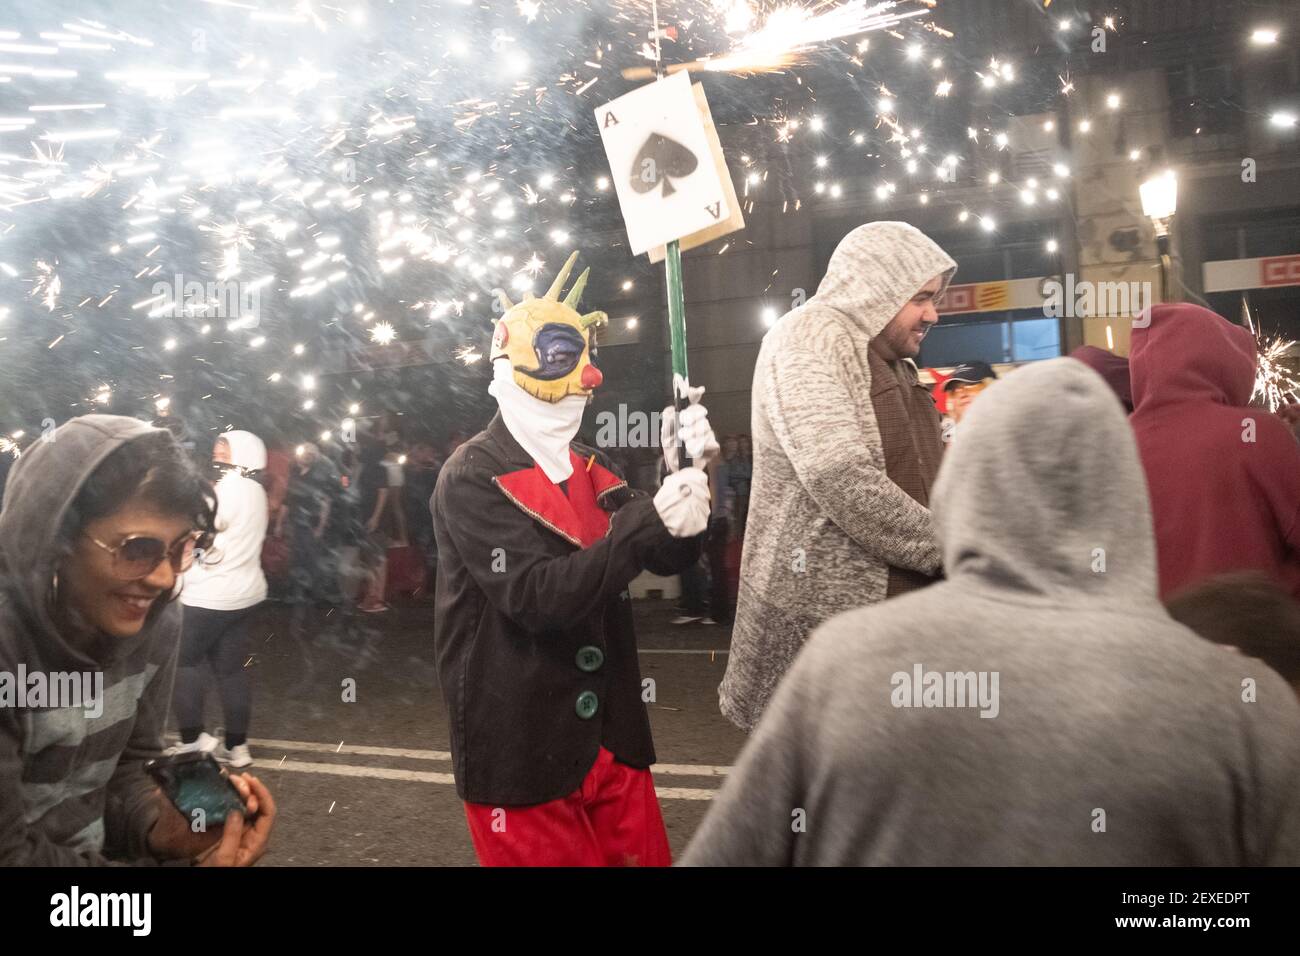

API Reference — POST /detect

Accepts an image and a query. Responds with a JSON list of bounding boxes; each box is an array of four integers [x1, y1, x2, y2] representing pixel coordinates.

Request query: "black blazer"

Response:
[[432, 414, 701, 805]]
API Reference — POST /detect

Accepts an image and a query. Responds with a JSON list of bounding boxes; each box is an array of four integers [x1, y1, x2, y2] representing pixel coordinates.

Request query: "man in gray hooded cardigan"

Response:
[[685, 359, 1300, 865], [721, 221, 957, 732]]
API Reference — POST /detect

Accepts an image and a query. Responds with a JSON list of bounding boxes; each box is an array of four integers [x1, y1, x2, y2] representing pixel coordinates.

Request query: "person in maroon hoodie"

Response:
[[1068, 344, 1133, 413], [1129, 302, 1300, 600]]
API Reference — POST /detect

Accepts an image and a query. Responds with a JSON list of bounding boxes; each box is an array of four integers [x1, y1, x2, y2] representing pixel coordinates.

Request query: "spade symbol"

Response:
[[630, 133, 698, 197]]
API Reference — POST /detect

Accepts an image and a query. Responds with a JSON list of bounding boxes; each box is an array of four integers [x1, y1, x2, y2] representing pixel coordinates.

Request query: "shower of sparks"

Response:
[[520, 252, 546, 277], [1245, 303, 1300, 412], [702, 0, 934, 75], [31, 261, 61, 311], [0, 0, 1258, 447], [1251, 336, 1300, 412]]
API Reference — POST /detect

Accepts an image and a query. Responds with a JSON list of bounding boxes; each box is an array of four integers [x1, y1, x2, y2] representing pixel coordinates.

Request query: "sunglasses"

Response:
[[85, 530, 212, 581]]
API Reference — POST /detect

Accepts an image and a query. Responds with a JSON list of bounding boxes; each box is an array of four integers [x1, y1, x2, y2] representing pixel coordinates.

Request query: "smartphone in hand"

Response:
[[145, 752, 248, 826]]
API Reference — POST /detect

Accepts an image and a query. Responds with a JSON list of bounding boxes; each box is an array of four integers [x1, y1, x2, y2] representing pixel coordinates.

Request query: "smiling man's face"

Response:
[[873, 275, 944, 361]]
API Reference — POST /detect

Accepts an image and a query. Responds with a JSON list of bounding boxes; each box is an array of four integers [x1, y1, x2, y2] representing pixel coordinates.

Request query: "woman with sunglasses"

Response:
[[0, 415, 275, 865]]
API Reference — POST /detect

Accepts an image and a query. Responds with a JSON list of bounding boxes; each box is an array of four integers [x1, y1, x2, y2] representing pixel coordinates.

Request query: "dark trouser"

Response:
[[289, 522, 339, 605], [706, 516, 733, 624], [680, 517, 732, 622], [680, 560, 707, 615], [173, 603, 260, 748]]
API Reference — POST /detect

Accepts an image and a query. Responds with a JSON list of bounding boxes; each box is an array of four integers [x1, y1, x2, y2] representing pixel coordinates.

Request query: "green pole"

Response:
[[664, 239, 691, 468], [666, 239, 688, 381]]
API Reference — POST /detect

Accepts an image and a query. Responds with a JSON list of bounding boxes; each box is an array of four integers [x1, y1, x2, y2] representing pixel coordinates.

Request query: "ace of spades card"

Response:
[[595, 71, 734, 257]]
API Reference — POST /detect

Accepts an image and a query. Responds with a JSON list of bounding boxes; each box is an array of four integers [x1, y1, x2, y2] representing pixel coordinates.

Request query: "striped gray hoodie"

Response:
[[0, 415, 181, 865]]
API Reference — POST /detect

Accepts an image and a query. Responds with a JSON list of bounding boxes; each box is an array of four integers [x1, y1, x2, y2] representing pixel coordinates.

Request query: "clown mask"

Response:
[[490, 251, 608, 403]]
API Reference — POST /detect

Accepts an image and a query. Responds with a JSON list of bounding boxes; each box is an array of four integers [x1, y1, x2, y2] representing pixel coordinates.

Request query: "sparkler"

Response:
[[1244, 300, 1300, 413], [1251, 336, 1300, 413], [622, 0, 936, 80], [0, 0, 1280, 451], [370, 321, 396, 345]]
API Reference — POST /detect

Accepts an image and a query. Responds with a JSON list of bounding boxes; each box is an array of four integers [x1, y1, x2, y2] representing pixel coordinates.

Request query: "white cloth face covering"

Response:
[[488, 358, 589, 483]]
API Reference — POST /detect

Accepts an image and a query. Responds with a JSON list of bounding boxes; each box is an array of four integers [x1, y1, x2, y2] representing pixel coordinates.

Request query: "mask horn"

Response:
[[580, 310, 607, 330], [544, 251, 580, 302], [496, 289, 514, 313], [563, 268, 590, 309]]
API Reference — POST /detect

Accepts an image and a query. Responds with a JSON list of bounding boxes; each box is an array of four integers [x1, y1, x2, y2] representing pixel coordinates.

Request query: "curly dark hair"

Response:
[[59, 428, 218, 553]]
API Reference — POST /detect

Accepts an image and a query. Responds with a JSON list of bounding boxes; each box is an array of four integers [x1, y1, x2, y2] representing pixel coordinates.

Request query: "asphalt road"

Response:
[[168, 598, 747, 865]]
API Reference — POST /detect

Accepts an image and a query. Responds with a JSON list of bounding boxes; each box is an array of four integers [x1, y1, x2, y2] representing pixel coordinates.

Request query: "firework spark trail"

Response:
[[0, 0, 629, 425], [1251, 336, 1300, 413], [704, 0, 932, 73], [1244, 299, 1300, 412], [2, 0, 940, 359], [622, 0, 934, 78], [0, 0, 1185, 442]]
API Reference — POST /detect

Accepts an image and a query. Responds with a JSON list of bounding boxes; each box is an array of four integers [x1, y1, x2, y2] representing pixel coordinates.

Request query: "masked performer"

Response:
[[432, 253, 716, 866]]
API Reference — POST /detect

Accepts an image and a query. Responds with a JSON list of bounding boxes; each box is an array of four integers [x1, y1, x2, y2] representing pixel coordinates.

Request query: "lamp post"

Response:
[[1140, 169, 1178, 302]]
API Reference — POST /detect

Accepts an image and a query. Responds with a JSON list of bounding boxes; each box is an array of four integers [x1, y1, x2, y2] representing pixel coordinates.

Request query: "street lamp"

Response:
[[1140, 169, 1178, 301]]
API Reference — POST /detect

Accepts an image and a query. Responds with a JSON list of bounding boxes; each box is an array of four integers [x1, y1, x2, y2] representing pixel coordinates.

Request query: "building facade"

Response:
[[592, 0, 1300, 438]]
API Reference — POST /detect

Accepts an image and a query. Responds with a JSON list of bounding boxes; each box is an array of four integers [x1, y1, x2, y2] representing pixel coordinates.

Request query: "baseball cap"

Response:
[[943, 361, 998, 391]]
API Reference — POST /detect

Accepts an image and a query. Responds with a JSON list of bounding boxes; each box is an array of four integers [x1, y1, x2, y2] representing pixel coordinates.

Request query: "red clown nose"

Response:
[[580, 364, 603, 390]]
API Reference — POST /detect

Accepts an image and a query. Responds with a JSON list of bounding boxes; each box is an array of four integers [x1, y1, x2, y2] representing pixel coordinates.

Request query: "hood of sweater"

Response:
[[219, 429, 266, 472], [802, 221, 957, 340], [0, 415, 177, 670], [932, 358, 1159, 604], [1130, 303, 1257, 414]]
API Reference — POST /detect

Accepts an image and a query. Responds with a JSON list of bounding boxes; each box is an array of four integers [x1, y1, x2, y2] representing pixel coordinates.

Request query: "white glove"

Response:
[[661, 377, 720, 473], [653, 467, 711, 538]]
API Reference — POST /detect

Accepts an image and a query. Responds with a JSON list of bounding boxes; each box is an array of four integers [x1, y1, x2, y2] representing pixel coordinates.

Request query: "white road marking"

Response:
[[249, 737, 451, 761], [247, 737, 731, 777], [651, 787, 718, 801], [269, 758, 455, 785], [649, 763, 729, 777], [260, 757, 718, 800]]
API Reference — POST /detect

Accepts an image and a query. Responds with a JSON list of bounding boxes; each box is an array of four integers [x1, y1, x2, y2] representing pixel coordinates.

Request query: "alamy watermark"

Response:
[[50, 886, 150, 936], [0, 666, 104, 718], [595, 404, 662, 448], [144, 274, 262, 327], [890, 663, 1000, 718], [1041, 274, 1153, 323]]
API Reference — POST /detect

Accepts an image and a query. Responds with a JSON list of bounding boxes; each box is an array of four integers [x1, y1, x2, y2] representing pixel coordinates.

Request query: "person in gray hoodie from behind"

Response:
[[0, 415, 274, 865], [683, 359, 1300, 865]]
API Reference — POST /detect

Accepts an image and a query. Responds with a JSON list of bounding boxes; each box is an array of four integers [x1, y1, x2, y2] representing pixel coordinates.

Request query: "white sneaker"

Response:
[[218, 743, 254, 768], [671, 615, 702, 625], [165, 731, 219, 756]]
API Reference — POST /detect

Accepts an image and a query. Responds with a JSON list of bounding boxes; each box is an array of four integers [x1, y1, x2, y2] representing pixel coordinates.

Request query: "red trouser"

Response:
[[463, 747, 672, 867]]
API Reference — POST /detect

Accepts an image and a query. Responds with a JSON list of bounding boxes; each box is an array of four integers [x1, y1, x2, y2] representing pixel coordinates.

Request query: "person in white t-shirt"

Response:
[[169, 430, 269, 768]]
